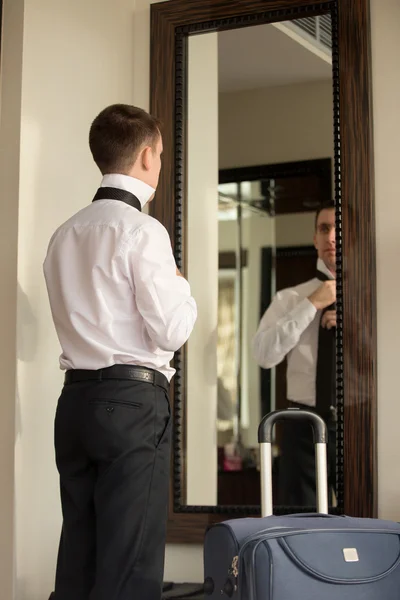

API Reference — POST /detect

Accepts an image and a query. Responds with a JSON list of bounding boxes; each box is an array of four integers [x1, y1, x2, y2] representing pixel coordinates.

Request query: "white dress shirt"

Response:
[[252, 258, 334, 406], [43, 174, 197, 381]]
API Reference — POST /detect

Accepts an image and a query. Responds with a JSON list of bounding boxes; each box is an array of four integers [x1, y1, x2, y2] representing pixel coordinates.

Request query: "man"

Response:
[[252, 201, 336, 507], [43, 104, 197, 600]]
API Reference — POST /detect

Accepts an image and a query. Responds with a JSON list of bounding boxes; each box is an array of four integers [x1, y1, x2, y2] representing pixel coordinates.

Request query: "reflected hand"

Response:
[[308, 281, 336, 310], [321, 309, 336, 330]]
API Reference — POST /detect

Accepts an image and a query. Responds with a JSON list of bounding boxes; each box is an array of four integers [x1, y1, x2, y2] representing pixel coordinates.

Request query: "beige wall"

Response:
[[372, 0, 400, 522], [0, 1, 24, 597], [0, 0, 399, 595], [219, 80, 334, 169], [186, 32, 219, 505]]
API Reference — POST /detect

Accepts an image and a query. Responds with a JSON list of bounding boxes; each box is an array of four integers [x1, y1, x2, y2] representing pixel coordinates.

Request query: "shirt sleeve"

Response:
[[252, 291, 317, 369], [128, 218, 197, 352]]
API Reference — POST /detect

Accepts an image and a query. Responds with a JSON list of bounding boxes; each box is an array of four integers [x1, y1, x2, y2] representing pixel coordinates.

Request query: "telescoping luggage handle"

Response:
[[257, 408, 329, 517]]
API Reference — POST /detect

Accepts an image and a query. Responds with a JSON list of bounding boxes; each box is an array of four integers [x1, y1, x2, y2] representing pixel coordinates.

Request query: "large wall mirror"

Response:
[[150, 0, 376, 543]]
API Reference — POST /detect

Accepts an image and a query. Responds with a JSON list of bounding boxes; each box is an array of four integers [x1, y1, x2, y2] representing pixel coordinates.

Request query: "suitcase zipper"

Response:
[[229, 555, 239, 578]]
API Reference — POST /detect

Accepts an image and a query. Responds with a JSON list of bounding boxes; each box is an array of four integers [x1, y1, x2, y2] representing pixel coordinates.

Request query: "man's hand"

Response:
[[176, 267, 184, 278], [308, 280, 336, 311], [321, 309, 336, 330]]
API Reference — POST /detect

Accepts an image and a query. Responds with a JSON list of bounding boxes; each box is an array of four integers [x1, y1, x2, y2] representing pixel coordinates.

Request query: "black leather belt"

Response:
[[64, 365, 169, 393]]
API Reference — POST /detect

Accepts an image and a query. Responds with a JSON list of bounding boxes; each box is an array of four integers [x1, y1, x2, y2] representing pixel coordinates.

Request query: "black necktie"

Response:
[[315, 270, 336, 418], [92, 187, 142, 212]]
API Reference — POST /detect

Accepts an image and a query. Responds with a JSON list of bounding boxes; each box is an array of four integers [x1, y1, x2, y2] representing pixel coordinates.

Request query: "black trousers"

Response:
[[53, 376, 172, 600], [277, 403, 337, 508]]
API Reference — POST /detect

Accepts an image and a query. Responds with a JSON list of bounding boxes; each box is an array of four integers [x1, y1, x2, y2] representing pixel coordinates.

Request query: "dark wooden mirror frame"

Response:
[[150, 0, 376, 543]]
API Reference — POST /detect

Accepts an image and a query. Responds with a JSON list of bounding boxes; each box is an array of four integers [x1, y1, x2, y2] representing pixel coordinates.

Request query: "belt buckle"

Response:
[[133, 369, 153, 384]]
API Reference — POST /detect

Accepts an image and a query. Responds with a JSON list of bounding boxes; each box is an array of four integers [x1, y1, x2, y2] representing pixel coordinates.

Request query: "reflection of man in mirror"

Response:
[[252, 200, 336, 507]]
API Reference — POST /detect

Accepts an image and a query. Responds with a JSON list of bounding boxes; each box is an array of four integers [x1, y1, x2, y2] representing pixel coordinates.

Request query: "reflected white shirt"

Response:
[[43, 174, 197, 381], [252, 259, 334, 406]]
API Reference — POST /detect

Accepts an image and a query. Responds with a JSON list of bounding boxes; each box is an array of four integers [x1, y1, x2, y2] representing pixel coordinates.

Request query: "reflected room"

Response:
[[185, 16, 335, 509]]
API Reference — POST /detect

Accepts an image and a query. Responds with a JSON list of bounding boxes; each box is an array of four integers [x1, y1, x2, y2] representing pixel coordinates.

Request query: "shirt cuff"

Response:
[[290, 297, 318, 330]]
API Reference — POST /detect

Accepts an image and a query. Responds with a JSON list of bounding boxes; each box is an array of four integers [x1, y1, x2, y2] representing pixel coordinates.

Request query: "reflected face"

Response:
[[314, 208, 336, 271]]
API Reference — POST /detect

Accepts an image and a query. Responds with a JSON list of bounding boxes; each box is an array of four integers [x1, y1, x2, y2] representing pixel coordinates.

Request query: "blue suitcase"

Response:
[[203, 409, 400, 599]]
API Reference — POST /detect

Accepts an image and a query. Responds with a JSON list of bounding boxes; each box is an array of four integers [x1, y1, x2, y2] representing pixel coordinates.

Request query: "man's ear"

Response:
[[141, 146, 153, 172]]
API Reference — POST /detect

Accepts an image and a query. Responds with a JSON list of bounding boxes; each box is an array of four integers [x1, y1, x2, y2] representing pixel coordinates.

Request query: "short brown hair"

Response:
[[315, 199, 335, 229], [89, 104, 161, 175]]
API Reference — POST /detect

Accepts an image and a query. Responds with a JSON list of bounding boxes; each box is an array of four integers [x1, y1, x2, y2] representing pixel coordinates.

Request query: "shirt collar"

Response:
[[100, 174, 155, 208], [317, 257, 335, 280]]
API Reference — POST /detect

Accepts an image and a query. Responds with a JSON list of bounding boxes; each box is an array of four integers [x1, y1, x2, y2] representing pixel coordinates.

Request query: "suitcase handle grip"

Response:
[[258, 408, 327, 444], [258, 409, 329, 516]]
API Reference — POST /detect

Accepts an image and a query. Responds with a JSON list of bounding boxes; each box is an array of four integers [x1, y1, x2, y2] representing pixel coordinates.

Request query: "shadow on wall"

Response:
[[14, 282, 38, 600], [17, 282, 38, 362], [15, 282, 38, 440]]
